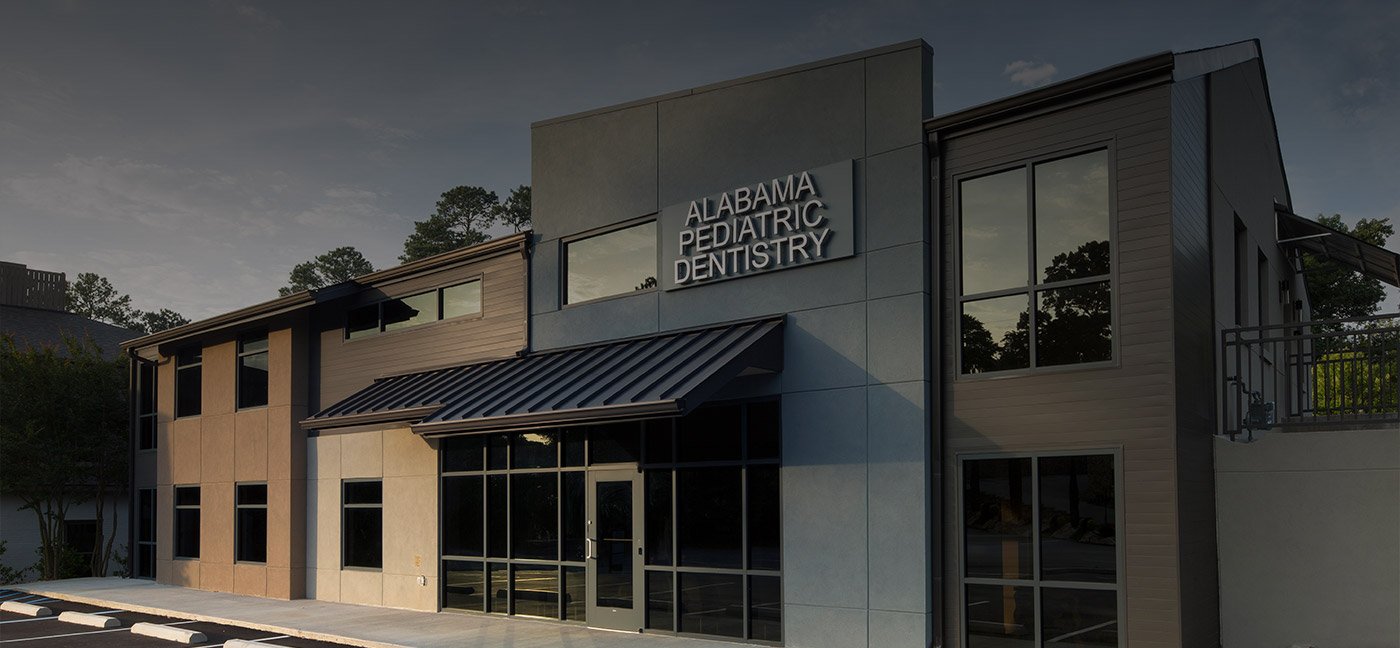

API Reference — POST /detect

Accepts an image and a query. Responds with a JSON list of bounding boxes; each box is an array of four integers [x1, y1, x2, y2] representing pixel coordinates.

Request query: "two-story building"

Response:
[[123, 38, 1399, 648]]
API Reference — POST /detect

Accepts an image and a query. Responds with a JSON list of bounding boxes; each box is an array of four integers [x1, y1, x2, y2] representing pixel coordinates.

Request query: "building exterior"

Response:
[[121, 39, 1398, 648]]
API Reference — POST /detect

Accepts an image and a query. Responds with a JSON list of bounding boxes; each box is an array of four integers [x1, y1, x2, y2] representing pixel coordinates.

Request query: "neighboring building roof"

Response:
[[0, 304, 141, 359], [122, 232, 531, 352]]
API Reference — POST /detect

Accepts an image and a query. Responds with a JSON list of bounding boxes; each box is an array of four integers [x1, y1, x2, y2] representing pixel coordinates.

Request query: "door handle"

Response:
[[586, 537, 596, 561]]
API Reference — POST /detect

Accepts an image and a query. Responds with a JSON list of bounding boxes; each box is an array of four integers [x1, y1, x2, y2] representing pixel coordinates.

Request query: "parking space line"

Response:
[[0, 619, 198, 643], [0, 610, 125, 625]]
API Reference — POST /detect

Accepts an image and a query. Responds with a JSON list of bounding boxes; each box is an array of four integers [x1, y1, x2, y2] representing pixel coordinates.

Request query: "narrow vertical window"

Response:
[[137, 361, 157, 450], [137, 488, 156, 578], [173, 486, 200, 559], [342, 480, 382, 569], [237, 333, 268, 409], [175, 347, 202, 418], [235, 483, 268, 563]]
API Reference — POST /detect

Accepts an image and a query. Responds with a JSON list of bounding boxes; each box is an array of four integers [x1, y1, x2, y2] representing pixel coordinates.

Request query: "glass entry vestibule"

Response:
[[438, 400, 783, 644]]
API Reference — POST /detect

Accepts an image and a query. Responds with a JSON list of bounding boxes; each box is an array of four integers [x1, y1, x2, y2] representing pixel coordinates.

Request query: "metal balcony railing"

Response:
[[1221, 313, 1399, 440]]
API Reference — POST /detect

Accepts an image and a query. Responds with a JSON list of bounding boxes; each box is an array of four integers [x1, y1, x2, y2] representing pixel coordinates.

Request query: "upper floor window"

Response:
[[564, 220, 657, 305], [237, 333, 269, 409], [175, 347, 202, 418], [345, 279, 483, 340], [958, 149, 1112, 374], [136, 361, 157, 450]]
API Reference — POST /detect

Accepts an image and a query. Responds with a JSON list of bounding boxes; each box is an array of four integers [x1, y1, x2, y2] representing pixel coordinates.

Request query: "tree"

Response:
[[66, 273, 141, 330], [495, 185, 532, 233], [278, 246, 376, 296], [139, 309, 191, 334], [0, 334, 128, 579], [400, 186, 498, 263], [1303, 214, 1394, 323]]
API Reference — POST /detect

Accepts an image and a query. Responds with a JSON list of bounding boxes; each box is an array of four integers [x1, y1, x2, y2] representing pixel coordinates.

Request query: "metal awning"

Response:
[[1277, 204, 1400, 287], [302, 316, 784, 435]]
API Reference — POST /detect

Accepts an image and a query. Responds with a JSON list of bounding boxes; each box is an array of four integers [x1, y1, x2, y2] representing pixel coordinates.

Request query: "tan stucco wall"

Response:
[[306, 426, 439, 612], [154, 325, 308, 599]]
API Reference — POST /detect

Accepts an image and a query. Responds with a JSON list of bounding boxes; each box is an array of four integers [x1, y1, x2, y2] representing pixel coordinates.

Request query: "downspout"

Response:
[[518, 235, 534, 357], [124, 348, 139, 578]]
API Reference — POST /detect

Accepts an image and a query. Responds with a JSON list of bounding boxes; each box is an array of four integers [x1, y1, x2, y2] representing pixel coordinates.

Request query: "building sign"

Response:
[[660, 159, 855, 291]]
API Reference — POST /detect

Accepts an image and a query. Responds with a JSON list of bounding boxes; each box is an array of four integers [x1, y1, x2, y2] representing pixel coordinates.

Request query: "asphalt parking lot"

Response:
[[0, 589, 349, 648]]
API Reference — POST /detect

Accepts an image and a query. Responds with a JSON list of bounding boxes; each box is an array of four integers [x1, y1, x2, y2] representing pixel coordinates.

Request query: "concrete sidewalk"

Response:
[[13, 578, 733, 648]]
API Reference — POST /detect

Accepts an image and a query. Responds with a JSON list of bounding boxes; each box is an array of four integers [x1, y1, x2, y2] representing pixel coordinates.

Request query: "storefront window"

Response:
[[958, 148, 1112, 374], [961, 453, 1119, 648]]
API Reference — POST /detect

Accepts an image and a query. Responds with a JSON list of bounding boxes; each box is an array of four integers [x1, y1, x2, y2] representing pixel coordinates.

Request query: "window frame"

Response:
[[341, 478, 383, 570], [559, 216, 660, 308], [136, 488, 157, 579], [173, 485, 200, 560], [343, 276, 485, 341], [136, 361, 158, 451], [955, 449, 1126, 648], [953, 143, 1119, 380], [235, 482, 268, 564], [236, 332, 269, 411], [174, 347, 202, 419]]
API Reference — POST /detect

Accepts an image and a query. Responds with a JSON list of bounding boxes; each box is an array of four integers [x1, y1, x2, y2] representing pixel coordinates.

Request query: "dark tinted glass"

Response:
[[236, 506, 267, 562], [561, 429, 585, 466], [346, 304, 379, 340], [961, 168, 1029, 294], [137, 544, 155, 578], [511, 432, 558, 469], [175, 508, 200, 558], [963, 458, 1033, 579], [239, 335, 268, 354], [644, 470, 672, 565], [749, 575, 782, 641], [561, 472, 585, 562], [1039, 455, 1116, 583], [678, 572, 743, 637], [237, 483, 267, 506], [238, 350, 268, 409], [746, 401, 780, 460], [63, 520, 96, 555], [595, 480, 634, 609], [512, 565, 559, 618], [176, 347, 201, 366], [343, 481, 382, 505], [1036, 282, 1112, 367], [565, 220, 658, 304], [563, 566, 587, 621], [747, 465, 780, 570], [962, 295, 1030, 373], [1035, 150, 1110, 284], [442, 560, 484, 611], [487, 562, 509, 613], [487, 433, 509, 470], [138, 416, 156, 450], [138, 363, 156, 414], [511, 473, 558, 560], [441, 435, 484, 472], [382, 291, 437, 331], [442, 280, 482, 319], [441, 475, 483, 557], [1041, 587, 1118, 647], [966, 584, 1034, 648], [676, 467, 742, 568], [643, 419, 673, 463], [138, 490, 155, 542], [175, 486, 200, 506], [487, 475, 507, 558], [677, 404, 742, 462], [645, 570, 674, 631], [588, 422, 640, 464], [176, 365, 201, 417], [343, 507, 382, 568]]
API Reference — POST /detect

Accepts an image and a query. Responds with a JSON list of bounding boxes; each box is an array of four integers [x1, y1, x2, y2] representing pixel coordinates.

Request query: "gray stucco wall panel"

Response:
[[865, 47, 931, 157], [782, 387, 868, 610], [866, 293, 928, 385], [784, 603, 868, 648], [656, 61, 866, 208], [866, 381, 932, 614], [868, 609, 933, 648], [657, 254, 867, 332], [864, 144, 928, 251], [530, 291, 659, 349], [529, 238, 560, 314], [531, 103, 658, 239], [778, 302, 868, 394], [866, 242, 927, 300]]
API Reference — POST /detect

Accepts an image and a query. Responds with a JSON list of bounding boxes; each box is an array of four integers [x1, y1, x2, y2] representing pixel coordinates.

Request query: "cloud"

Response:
[[344, 117, 420, 148], [1004, 60, 1058, 87], [211, 0, 283, 29]]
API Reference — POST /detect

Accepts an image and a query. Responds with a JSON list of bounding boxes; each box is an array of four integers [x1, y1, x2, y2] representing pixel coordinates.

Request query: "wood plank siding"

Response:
[[313, 248, 528, 411], [938, 80, 1186, 648]]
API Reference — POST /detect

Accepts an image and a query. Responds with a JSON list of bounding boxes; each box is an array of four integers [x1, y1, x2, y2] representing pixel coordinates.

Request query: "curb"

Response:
[[57, 610, 121, 628], [0, 600, 52, 617], [131, 622, 208, 644]]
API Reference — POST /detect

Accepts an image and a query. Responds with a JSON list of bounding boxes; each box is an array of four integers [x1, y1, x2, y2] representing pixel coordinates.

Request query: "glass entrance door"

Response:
[[586, 468, 644, 631]]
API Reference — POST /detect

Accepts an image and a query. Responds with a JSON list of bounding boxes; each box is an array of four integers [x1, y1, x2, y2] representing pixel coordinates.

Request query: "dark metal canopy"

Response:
[[1277, 204, 1400, 287], [302, 316, 784, 435]]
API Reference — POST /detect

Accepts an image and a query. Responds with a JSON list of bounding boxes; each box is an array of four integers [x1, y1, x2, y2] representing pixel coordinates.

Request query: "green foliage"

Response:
[[399, 184, 532, 263], [278, 246, 376, 296], [495, 185, 532, 233], [139, 308, 191, 334], [1303, 214, 1394, 324], [0, 334, 128, 580], [65, 272, 190, 335], [0, 541, 33, 585]]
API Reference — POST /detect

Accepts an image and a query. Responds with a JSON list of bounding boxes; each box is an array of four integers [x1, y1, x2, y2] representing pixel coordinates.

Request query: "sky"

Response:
[[1, 0, 1396, 320]]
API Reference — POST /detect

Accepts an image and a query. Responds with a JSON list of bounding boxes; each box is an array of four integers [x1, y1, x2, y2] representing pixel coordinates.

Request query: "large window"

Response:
[[345, 279, 482, 340], [961, 454, 1120, 648], [236, 483, 268, 563], [958, 149, 1112, 374], [136, 361, 157, 450], [136, 488, 156, 578], [343, 480, 382, 569], [564, 221, 657, 305], [174, 486, 200, 559], [175, 347, 201, 418], [237, 333, 268, 409]]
